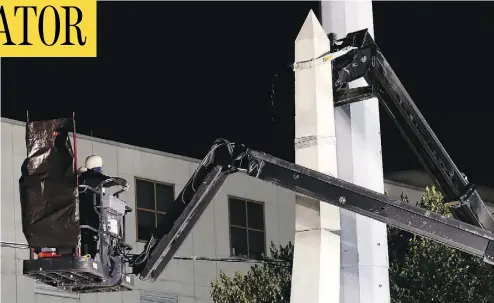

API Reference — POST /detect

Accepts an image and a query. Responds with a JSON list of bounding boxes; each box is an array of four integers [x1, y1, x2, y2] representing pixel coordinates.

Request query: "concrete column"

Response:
[[290, 10, 340, 303], [320, 2, 391, 303]]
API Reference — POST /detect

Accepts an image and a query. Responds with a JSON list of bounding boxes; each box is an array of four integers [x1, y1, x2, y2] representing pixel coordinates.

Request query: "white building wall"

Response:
[[0, 118, 296, 303]]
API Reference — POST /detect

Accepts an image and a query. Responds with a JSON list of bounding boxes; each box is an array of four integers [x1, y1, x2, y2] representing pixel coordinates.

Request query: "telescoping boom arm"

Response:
[[132, 29, 494, 281], [135, 139, 494, 281]]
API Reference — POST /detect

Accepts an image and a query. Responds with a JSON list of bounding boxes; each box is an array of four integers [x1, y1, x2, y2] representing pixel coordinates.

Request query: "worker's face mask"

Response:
[[93, 167, 102, 172]]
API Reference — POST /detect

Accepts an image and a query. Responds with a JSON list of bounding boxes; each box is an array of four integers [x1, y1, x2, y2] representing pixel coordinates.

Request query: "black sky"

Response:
[[2, 2, 494, 186]]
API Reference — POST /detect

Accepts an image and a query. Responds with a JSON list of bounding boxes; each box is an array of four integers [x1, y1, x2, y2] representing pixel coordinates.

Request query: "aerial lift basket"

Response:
[[19, 117, 134, 293]]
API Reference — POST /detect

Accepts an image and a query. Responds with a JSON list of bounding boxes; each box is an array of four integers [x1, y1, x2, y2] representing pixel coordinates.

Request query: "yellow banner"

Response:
[[0, 0, 97, 57]]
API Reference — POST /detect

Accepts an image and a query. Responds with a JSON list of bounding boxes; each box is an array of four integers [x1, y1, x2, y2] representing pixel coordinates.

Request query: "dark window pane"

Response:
[[137, 210, 155, 241], [229, 198, 246, 227], [248, 230, 265, 260], [156, 183, 174, 213], [136, 179, 155, 210], [247, 202, 264, 230], [230, 227, 248, 257], [157, 213, 167, 227]]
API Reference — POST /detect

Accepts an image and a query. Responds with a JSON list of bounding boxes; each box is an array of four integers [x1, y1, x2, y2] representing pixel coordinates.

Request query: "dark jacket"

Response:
[[79, 169, 111, 230]]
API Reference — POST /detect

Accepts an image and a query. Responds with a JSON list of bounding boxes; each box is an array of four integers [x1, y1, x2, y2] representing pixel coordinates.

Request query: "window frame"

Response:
[[135, 177, 175, 243], [227, 195, 267, 259]]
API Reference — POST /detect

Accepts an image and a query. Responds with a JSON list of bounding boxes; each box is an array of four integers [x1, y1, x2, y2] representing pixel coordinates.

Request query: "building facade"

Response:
[[1, 118, 296, 303], [2, 117, 493, 303]]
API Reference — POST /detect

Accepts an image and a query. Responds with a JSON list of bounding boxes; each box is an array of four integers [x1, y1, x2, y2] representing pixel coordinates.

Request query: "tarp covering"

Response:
[[19, 118, 79, 248]]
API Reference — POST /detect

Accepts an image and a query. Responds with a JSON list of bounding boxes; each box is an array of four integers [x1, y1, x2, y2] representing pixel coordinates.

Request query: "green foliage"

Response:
[[211, 187, 494, 303], [389, 186, 494, 303], [211, 242, 293, 303]]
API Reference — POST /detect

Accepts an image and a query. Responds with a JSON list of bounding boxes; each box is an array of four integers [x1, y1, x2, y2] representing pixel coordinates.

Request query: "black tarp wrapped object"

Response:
[[19, 118, 79, 248]]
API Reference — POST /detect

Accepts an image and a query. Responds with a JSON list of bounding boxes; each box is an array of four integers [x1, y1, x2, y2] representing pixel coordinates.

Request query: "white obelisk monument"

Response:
[[321, 2, 391, 303], [290, 10, 340, 303]]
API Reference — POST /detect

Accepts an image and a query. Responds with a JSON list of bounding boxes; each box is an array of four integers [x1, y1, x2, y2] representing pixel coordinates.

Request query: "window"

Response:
[[228, 197, 266, 259], [135, 178, 175, 242]]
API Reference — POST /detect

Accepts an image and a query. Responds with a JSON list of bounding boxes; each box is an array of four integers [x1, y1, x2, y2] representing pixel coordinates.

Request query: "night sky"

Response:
[[2, 2, 494, 186]]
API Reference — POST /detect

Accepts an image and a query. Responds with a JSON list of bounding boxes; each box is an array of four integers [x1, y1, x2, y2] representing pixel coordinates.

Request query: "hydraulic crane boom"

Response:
[[329, 29, 494, 232], [136, 139, 494, 281], [134, 29, 494, 281]]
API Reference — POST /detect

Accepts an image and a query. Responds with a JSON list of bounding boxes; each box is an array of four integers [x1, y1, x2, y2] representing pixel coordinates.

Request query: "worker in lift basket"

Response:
[[79, 155, 110, 259]]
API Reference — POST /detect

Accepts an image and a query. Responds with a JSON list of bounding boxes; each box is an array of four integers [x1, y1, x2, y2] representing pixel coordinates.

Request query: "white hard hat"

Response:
[[85, 155, 103, 170]]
